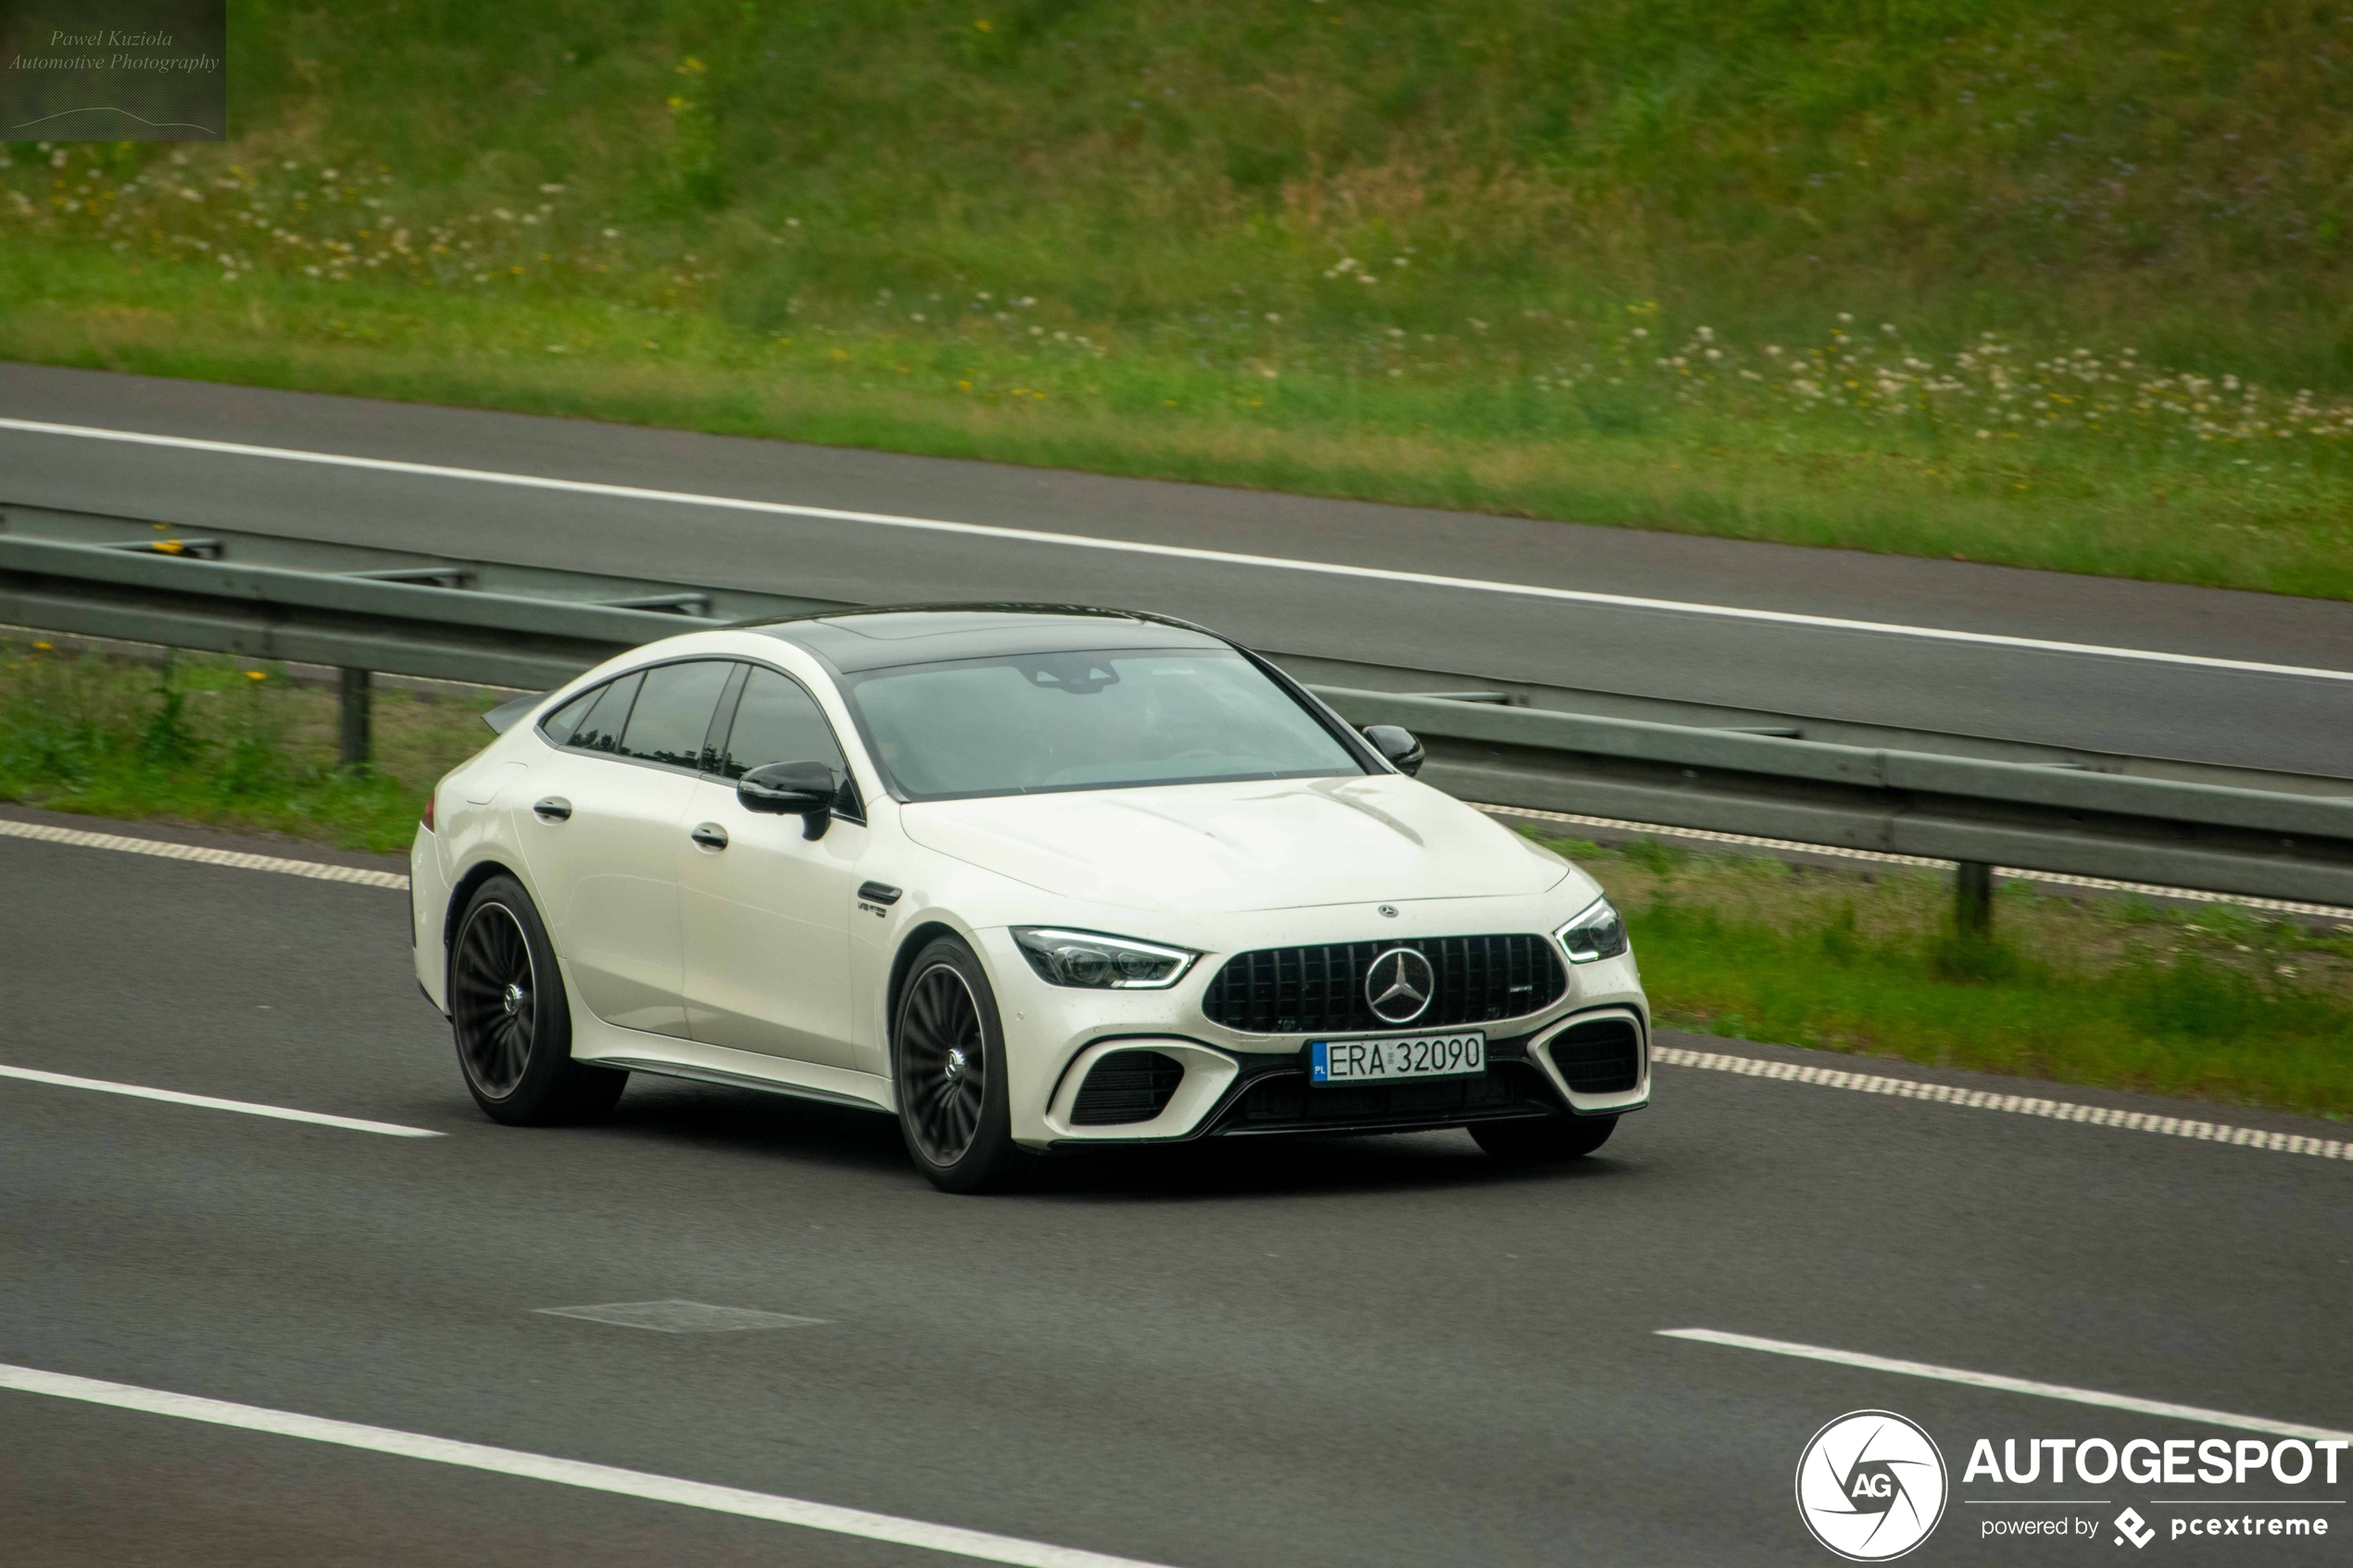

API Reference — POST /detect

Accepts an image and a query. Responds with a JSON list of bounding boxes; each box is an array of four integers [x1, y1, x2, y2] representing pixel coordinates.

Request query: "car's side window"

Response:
[[718, 666, 862, 818], [565, 671, 642, 755], [619, 659, 735, 771]]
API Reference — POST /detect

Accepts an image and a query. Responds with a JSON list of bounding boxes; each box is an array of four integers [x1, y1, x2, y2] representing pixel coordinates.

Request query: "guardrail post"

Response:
[[1955, 860, 1994, 939], [337, 667, 372, 767]]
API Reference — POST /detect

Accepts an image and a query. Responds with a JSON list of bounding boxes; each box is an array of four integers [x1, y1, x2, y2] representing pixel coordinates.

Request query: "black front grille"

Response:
[[1071, 1049, 1185, 1125], [1550, 1018, 1642, 1094], [1200, 935, 1567, 1035], [1216, 1060, 1558, 1135]]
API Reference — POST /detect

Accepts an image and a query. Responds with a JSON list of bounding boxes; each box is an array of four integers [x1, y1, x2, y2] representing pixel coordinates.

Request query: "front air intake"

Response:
[[1070, 1049, 1185, 1125], [1549, 1017, 1642, 1095]]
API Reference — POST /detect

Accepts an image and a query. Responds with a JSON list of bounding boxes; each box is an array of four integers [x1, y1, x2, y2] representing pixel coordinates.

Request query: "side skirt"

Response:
[[598, 1057, 889, 1114], [565, 1007, 894, 1114]]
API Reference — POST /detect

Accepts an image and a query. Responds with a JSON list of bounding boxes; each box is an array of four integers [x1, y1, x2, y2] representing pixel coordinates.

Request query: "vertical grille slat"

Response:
[[1201, 934, 1567, 1035]]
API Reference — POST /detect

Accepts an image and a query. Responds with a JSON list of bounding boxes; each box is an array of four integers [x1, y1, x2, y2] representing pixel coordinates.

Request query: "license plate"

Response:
[[1309, 1031, 1486, 1085]]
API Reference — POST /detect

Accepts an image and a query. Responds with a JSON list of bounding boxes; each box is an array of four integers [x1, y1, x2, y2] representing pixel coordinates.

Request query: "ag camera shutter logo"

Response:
[[1795, 1410, 1949, 1561]]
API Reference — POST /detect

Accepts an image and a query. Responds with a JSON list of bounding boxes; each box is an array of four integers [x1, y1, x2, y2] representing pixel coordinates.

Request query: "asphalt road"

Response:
[[5, 363, 2353, 777], [2, 825, 2347, 1566]]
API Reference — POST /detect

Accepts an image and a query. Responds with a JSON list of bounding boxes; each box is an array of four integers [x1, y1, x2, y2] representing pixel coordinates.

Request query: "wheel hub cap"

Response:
[[501, 982, 526, 1016], [944, 1047, 966, 1078]]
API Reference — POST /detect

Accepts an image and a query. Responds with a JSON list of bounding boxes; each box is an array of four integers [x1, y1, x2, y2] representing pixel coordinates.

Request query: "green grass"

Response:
[[1539, 834, 2353, 1121], [0, 637, 496, 854], [7, 2, 2353, 596]]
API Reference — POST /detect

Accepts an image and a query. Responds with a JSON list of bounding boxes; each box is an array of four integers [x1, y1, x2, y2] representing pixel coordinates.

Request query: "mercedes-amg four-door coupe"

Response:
[[410, 606, 1650, 1191]]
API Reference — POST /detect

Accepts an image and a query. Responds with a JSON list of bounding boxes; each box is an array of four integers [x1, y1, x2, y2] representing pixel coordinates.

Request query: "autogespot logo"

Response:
[[1796, 1411, 1950, 1562]]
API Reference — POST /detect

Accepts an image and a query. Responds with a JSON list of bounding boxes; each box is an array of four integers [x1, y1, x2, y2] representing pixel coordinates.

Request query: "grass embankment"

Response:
[[0, 638, 493, 853], [1537, 834, 2353, 1122], [5, 640, 2345, 1117], [6, 3, 2353, 596]]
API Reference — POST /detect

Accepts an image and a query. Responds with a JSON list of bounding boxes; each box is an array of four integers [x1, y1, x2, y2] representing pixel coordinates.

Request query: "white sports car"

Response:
[[410, 606, 1650, 1191]]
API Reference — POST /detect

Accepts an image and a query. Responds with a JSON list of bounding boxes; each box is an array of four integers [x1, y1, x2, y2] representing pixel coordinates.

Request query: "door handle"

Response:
[[533, 797, 572, 822], [690, 822, 730, 851]]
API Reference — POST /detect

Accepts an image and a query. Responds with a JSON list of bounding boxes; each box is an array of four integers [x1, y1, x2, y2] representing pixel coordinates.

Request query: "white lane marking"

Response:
[[0, 1063, 442, 1138], [0, 817, 409, 889], [1653, 1046, 2348, 1162], [0, 1361, 1178, 1568], [7, 416, 2351, 684], [1658, 1329, 2353, 1443], [1479, 804, 2353, 921]]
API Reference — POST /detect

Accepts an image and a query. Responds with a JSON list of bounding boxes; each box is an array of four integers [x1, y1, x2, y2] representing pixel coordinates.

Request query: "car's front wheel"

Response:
[[892, 935, 1026, 1194], [449, 874, 627, 1125], [1471, 1113, 1617, 1162]]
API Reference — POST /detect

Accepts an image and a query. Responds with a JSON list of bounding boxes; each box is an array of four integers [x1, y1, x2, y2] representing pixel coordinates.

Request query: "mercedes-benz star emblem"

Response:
[[1365, 947, 1435, 1024]]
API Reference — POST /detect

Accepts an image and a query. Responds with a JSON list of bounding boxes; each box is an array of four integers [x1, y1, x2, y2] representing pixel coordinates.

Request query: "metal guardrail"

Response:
[[5, 509, 2352, 920], [1315, 688, 2353, 909]]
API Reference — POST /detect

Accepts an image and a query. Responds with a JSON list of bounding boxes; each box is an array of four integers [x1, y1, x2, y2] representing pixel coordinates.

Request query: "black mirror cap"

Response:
[[738, 760, 837, 838], [1362, 724, 1425, 777]]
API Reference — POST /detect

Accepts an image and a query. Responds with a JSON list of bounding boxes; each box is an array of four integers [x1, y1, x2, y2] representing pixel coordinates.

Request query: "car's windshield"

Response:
[[841, 646, 1366, 800]]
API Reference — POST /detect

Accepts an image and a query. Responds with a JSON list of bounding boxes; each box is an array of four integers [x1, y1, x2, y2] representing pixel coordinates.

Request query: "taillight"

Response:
[[421, 789, 437, 833]]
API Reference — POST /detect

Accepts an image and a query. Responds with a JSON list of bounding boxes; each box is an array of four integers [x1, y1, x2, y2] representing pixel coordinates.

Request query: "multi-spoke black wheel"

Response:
[[447, 875, 626, 1125], [453, 900, 535, 1098], [891, 936, 1026, 1193], [899, 963, 986, 1164]]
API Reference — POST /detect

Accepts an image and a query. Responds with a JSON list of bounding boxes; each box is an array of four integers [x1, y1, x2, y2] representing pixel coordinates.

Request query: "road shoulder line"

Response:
[[9, 415, 2353, 683], [1655, 1045, 2347, 1162]]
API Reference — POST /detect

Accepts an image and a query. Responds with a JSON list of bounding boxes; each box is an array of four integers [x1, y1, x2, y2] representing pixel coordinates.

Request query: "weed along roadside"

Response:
[[1526, 834, 2353, 1124], [0, 637, 496, 854], [6, 4, 2353, 597], [3, 633, 2345, 1123]]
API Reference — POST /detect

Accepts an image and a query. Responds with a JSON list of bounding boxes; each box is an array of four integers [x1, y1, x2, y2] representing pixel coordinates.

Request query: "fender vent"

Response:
[[1071, 1049, 1185, 1125], [1549, 1018, 1642, 1095]]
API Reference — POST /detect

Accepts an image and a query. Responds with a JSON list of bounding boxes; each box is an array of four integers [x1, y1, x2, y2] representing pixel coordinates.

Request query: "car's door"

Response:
[[679, 662, 865, 1068], [518, 659, 734, 1036]]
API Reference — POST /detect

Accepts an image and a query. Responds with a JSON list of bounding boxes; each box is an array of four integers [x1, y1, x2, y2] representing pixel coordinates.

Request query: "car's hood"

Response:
[[897, 775, 1570, 914]]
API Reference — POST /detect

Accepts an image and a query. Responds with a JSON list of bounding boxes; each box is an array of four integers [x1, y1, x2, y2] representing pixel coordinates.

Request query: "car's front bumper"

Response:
[[973, 926, 1650, 1148]]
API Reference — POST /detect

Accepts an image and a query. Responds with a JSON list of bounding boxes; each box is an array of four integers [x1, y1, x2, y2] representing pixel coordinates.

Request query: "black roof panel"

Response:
[[743, 604, 1230, 672]]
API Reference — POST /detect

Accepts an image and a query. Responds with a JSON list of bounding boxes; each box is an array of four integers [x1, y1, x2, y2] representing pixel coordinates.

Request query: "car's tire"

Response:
[[891, 935, 1027, 1194], [448, 874, 627, 1125], [1471, 1113, 1617, 1162]]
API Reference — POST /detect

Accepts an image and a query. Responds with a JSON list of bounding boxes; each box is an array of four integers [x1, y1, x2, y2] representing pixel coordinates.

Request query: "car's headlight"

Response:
[[1012, 928, 1199, 989], [1554, 897, 1629, 964]]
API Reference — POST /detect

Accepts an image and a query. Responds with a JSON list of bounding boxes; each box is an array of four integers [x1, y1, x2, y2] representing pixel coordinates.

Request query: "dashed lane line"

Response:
[[0, 817, 409, 889], [1654, 1046, 2348, 1163], [0, 1063, 443, 1138], [1659, 1329, 2353, 1443], [0, 1361, 1177, 1568]]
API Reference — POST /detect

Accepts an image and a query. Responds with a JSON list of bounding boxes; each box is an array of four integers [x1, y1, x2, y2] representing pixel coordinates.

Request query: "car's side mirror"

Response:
[[738, 760, 837, 839], [1362, 724, 1425, 777]]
